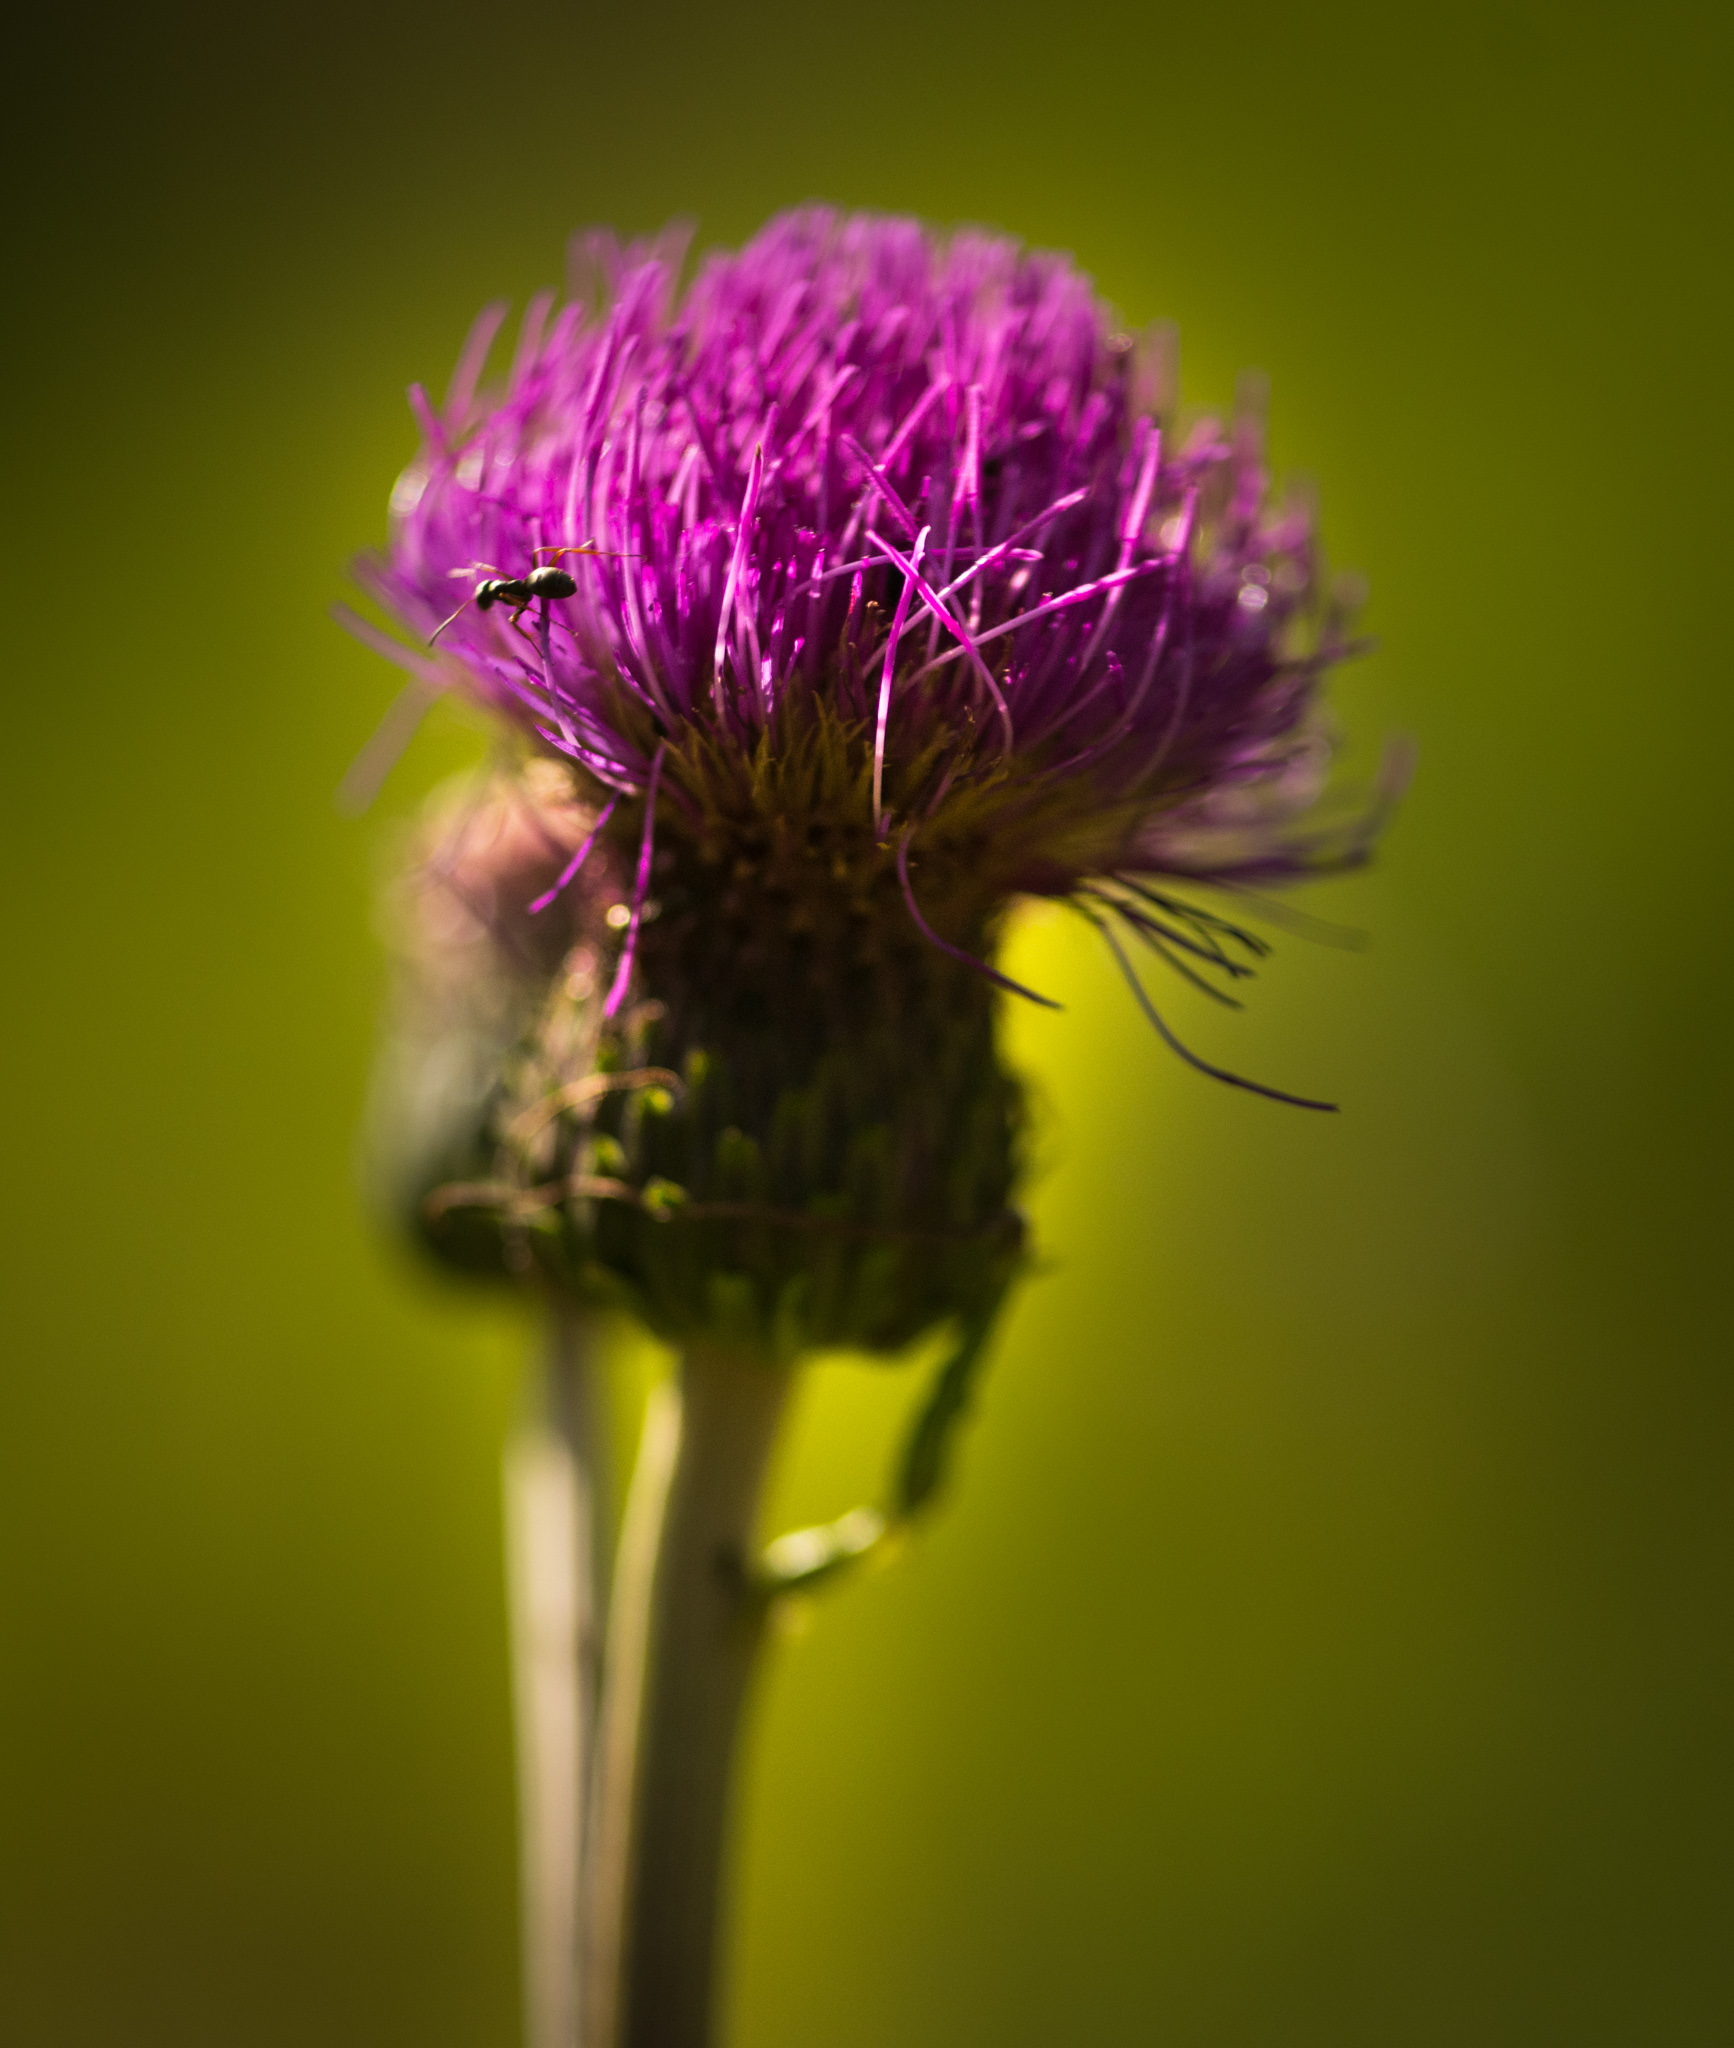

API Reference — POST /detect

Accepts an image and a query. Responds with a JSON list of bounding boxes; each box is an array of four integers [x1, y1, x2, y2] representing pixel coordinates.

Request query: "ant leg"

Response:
[[507, 603, 551, 659], [538, 542, 641, 563]]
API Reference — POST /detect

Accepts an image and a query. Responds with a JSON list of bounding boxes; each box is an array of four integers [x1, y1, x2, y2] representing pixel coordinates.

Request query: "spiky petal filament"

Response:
[[366, 209, 1363, 890]]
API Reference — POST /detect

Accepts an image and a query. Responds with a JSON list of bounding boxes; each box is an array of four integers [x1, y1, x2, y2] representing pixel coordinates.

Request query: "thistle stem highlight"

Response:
[[584, 1347, 793, 2048]]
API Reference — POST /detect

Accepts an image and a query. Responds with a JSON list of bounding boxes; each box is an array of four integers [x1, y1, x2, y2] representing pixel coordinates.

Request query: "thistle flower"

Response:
[[353, 208, 1403, 2048], [372, 208, 1374, 905], [354, 208, 1392, 1363]]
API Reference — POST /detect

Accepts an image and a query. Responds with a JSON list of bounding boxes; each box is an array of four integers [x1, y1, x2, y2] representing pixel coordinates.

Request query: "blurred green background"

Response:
[[4, 0, 1730, 2040]]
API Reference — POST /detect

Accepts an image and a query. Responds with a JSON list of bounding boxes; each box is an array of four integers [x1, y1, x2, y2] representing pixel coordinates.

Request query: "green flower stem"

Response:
[[583, 1344, 794, 2048], [506, 1307, 607, 2048]]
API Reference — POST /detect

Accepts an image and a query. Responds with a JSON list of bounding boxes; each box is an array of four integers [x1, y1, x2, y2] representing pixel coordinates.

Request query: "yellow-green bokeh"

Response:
[[4, 1, 1731, 2040]]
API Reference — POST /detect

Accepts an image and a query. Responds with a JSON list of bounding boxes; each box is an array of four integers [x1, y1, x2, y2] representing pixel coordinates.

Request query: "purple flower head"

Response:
[[361, 209, 1396, 1101]]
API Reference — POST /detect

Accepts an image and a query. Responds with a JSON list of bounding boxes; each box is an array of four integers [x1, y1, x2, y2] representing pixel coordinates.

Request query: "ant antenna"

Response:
[[429, 596, 475, 644], [428, 560, 505, 645]]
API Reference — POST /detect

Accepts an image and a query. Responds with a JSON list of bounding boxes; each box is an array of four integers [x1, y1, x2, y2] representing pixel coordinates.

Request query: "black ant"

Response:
[[429, 542, 634, 643]]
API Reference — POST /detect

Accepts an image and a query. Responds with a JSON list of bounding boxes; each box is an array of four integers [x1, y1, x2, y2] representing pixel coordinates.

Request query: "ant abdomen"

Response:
[[526, 567, 578, 601]]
